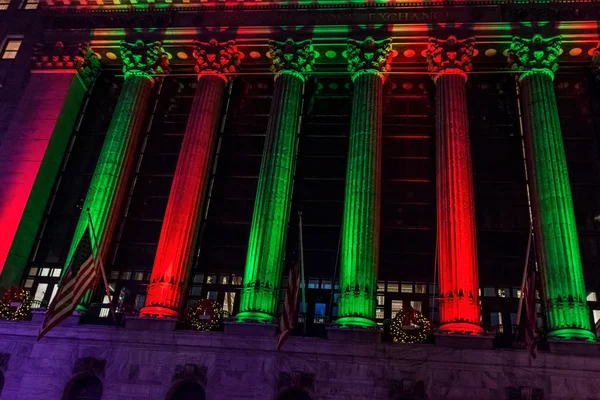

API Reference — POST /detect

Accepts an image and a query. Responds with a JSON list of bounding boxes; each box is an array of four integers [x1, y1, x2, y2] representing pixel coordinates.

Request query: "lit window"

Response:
[[121, 271, 131, 280], [391, 300, 402, 315], [220, 275, 229, 284], [52, 268, 62, 277], [0, 0, 9, 10], [223, 292, 236, 315], [231, 275, 242, 285], [133, 272, 144, 281], [321, 280, 332, 290], [415, 283, 426, 294], [206, 291, 218, 300], [34, 283, 48, 303], [24, 279, 34, 288], [387, 282, 399, 293], [206, 275, 216, 284], [99, 308, 110, 318], [307, 279, 319, 289], [22, 0, 38, 8], [376, 307, 384, 319], [587, 292, 597, 302], [49, 285, 58, 305], [377, 295, 385, 306], [593, 310, 600, 324], [2, 40, 21, 59], [40, 268, 50, 277], [497, 288, 508, 298], [401, 283, 413, 293], [314, 303, 326, 322], [410, 301, 422, 312], [29, 267, 38, 276], [490, 311, 503, 327], [377, 281, 385, 292]]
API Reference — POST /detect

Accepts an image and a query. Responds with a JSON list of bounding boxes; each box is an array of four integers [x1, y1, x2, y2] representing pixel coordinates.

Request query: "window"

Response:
[[377, 295, 385, 306], [308, 279, 319, 289], [2, 40, 21, 59], [206, 291, 217, 300], [387, 282, 399, 293], [34, 283, 48, 303], [391, 300, 402, 316], [483, 287, 496, 297], [64, 375, 103, 400], [497, 288, 509, 298], [377, 281, 385, 292], [0, 0, 9, 10], [314, 303, 326, 323], [401, 283, 413, 293], [376, 308, 384, 319], [588, 292, 598, 302], [410, 301, 422, 312], [490, 311, 503, 329], [593, 309, 600, 324], [223, 292, 235, 315], [415, 283, 426, 294], [22, 0, 38, 8]]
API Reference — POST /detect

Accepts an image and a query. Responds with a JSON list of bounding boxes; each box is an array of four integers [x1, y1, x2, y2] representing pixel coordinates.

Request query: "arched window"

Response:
[[278, 389, 312, 400], [63, 374, 102, 400], [168, 380, 206, 400]]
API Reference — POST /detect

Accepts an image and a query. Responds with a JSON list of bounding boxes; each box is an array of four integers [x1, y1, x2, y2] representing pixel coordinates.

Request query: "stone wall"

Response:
[[0, 317, 599, 400]]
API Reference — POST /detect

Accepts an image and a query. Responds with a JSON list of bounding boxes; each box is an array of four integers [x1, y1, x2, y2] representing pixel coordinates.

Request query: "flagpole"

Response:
[[517, 224, 534, 324], [86, 209, 117, 325], [298, 211, 307, 335]]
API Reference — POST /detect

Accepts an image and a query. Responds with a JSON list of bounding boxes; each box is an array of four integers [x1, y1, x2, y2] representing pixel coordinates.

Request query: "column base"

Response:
[[335, 316, 377, 328], [139, 306, 179, 319], [224, 321, 277, 337], [327, 326, 381, 343], [549, 336, 600, 356], [439, 321, 483, 334], [236, 310, 275, 323], [125, 316, 177, 331], [435, 331, 493, 349], [547, 328, 595, 341]]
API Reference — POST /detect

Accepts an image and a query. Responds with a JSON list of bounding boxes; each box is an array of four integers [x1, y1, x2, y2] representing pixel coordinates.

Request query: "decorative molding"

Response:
[[268, 38, 315, 78], [347, 36, 392, 81], [172, 363, 207, 386], [0, 353, 9, 372], [192, 39, 240, 81], [277, 371, 314, 393], [75, 42, 102, 87], [427, 35, 475, 81], [120, 40, 170, 80], [73, 357, 106, 378], [508, 34, 562, 79]]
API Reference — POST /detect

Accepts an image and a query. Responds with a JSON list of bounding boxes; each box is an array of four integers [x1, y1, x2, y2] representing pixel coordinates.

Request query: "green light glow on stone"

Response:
[[238, 39, 314, 322], [511, 35, 593, 339]]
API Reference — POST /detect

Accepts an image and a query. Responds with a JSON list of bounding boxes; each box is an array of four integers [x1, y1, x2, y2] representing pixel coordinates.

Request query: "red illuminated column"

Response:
[[0, 42, 100, 287], [141, 40, 240, 318], [427, 36, 482, 332]]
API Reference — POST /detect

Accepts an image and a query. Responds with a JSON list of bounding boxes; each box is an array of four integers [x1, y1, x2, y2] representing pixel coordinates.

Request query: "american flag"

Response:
[[38, 227, 98, 340], [523, 259, 539, 359], [277, 262, 300, 351]]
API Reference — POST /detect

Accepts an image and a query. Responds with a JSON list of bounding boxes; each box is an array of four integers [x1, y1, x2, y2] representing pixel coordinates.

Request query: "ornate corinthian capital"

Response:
[[31, 41, 101, 87], [347, 36, 392, 81], [508, 34, 562, 79], [268, 38, 315, 78], [192, 39, 240, 81], [120, 40, 170, 79], [427, 35, 475, 81], [75, 42, 101, 87]]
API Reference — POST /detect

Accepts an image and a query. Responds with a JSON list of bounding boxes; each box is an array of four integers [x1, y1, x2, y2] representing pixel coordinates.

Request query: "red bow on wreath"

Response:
[[401, 305, 417, 326], [1, 286, 21, 303]]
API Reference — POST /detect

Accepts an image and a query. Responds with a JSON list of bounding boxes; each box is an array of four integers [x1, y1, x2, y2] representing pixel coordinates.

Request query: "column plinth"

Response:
[[336, 37, 391, 328], [141, 39, 239, 318], [510, 35, 594, 340], [428, 36, 482, 333], [65, 41, 169, 284], [237, 39, 314, 322]]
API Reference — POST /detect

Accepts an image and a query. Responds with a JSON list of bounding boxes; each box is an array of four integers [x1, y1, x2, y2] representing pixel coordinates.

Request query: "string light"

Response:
[[184, 299, 224, 331], [390, 308, 432, 344], [0, 287, 32, 321]]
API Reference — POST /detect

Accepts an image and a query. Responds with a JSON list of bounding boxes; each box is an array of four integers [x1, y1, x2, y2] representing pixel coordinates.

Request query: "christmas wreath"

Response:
[[390, 307, 432, 344], [0, 286, 32, 321], [184, 299, 224, 331]]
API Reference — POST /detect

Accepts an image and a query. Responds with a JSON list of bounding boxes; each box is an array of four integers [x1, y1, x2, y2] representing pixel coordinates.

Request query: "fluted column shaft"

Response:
[[141, 75, 226, 317], [520, 71, 593, 338], [337, 71, 383, 327], [237, 71, 305, 321], [67, 75, 154, 265], [435, 73, 482, 332]]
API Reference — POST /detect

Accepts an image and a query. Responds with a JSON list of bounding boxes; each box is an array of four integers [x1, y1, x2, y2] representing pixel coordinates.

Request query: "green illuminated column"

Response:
[[65, 41, 169, 278], [336, 37, 391, 327], [509, 35, 594, 339], [237, 39, 314, 322]]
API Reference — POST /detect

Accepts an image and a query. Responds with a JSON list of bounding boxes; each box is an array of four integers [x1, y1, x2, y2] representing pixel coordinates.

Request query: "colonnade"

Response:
[[5, 33, 594, 339]]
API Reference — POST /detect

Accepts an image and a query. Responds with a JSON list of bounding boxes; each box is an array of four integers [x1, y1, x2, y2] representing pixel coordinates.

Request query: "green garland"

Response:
[[184, 299, 224, 331], [391, 308, 432, 344], [0, 287, 32, 321]]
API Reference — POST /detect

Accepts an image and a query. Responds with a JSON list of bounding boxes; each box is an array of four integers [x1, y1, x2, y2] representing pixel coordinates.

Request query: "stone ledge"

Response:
[[434, 332, 494, 349], [125, 316, 177, 331], [549, 338, 600, 356], [326, 326, 382, 343], [224, 321, 277, 336]]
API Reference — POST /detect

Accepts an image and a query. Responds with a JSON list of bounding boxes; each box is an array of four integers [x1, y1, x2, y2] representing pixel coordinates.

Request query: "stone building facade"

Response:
[[2, 0, 600, 398]]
